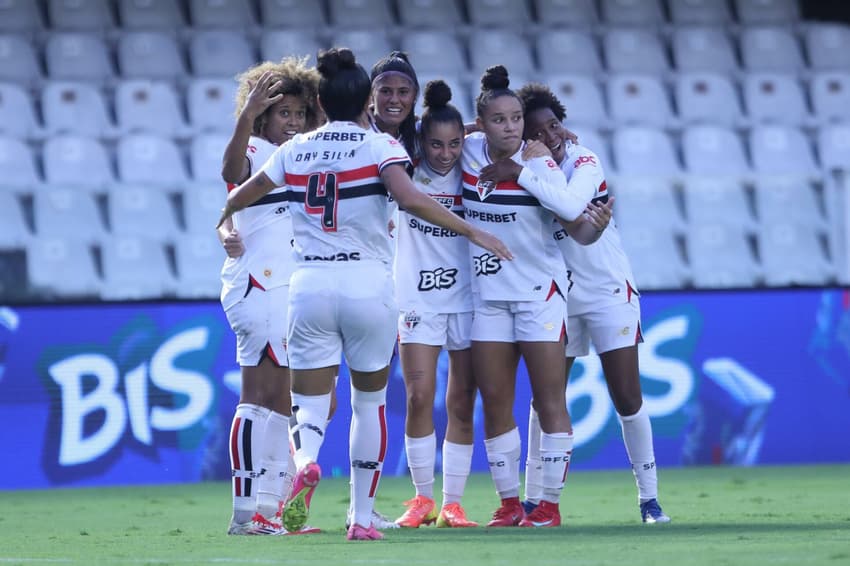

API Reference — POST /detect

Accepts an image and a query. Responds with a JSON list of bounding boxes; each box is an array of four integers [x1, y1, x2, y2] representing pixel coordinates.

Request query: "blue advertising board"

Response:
[[1, 288, 848, 490]]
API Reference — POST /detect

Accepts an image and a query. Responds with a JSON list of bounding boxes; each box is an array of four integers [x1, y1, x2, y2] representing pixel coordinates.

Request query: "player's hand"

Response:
[[387, 218, 396, 238], [584, 197, 614, 233], [242, 71, 283, 120], [565, 128, 579, 145], [468, 227, 513, 261], [222, 229, 245, 258], [479, 159, 523, 185], [521, 139, 552, 160]]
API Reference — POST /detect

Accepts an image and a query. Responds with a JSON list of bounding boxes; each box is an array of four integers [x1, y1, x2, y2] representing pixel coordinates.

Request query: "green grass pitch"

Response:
[[2, 465, 848, 565]]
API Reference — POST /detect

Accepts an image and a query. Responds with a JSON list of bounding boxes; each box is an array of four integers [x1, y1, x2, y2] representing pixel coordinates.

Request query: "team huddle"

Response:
[[219, 47, 670, 542]]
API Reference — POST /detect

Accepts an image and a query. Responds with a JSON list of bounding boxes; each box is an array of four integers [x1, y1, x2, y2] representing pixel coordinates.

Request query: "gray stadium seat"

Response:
[[607, 75, 675, 128], [760, 222, 835, 286], [739, 27, 804, 73], [467, 0, 531, 27], [190, 133, 230, 183], [100, 236, 176, 300], [42, 134, 115, 191], [401, 31, 468, 75], [804, 23, 850, 71], [0, 35, 42, 87], [26, 238, 101, 298], [617, 224, 690, 289], [0, 136, 40, 192], [116, 133, 189, 190], [675, 73, 744, 127], [687, 223, 761, 288], [0, 0, 45, 33], [173, 235, 226, 299], [189, 0, 255, 28], [107, 186, 181, 242], [328, 0, 393, 28], [810, 72, 850, 124], [817, 124, 850, 173], [260, 30, 322, 66], [183, 183, 228, 236], [682, 125, 750, 177], [546, 75, 608, 129], [334, 30, 393, 73], [469, 29, 536, 76], [749, 125, 818, 177], [612, 127, 682, 177], [537, 30, 602, 75], [754, 178, 825, 227], [683, 178, 755, 228], [47, 0, 114, 31], [45, 33, 114, 82], [117, 31, 186, 81], [397, 0, 462, 27], [42, 81, 115, 138], [187, 78, 239, 134], [671, 27, 739, 74], [603, 28, 669, 74], [189, 31, 255, 78], [534, 0, 599, 27], [118, 0, 185, 30], [0, 193, 31, 248], [735, 0, 799, 25], [32, 189, 107, 243], [743, 73, 809, 126], [259, 0, 327, 28], [599, 0, 664, 26], [0, 83, 42, 140], [668, 0, 732, 24], [610, 177, 685, 234], [115, 80, 190, 138]]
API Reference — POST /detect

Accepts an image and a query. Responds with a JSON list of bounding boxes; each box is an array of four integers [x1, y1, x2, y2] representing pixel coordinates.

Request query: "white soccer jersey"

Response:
[[261, 121, 409, 266], [220, 136, 295, 311], [460, 132, 593, 302], [552, 143, 638, 316], [395, 160, 471, 313]]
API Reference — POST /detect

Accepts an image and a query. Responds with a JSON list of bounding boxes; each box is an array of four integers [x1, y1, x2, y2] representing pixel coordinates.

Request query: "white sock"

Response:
[[229, 403, 269, 523], [483, 428, 521, 500], [441, 440, 473, 505], [540, 431, 573, 504], [290, 392, 331, 471], [524, 407, 543, 504], [619, 404, 658, 502], [282, 444, 296, 502], [254, 411, 291, 519], [350, 386, 388, 528], [405, 433, 436, 499]]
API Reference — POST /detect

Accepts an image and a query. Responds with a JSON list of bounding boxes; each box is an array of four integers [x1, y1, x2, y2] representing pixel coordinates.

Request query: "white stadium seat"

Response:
[[0, 136, 40, 192], [189, 31, 255, 78], [0, 35, 43, 87], [107, 186, 181, 242], [687, 223, 761, 288], [749, 125, 819, 177], [735, 0, 800, 25], [467, 0, 531, 27], [754, 178, 825, 227], [173, 235, 226, 299], [599, 0, 664, 26], [603, 28, 669, 74], [671, 27, 739, 74], [804, 23, 850, 71], [115, 80, 190, 138], [607, 75, 675, 128], [546, 75, 608, 129], [810, 72, 850, 123], [182, 184, 228, 236], [610, 177, 686, 234], [675, 73, 744, 127], [335, 30, 392, 73], [669, 0, 732, 24], [42, 81, 116, 138], [683, 178, 755, 228], [190, 133, 231, 183], [0, 83, 42, 140], [468, 29, 536, 77], [0, 193, 31, 248], [189, 0, 256, 28], [760, 222, 836, 286], [397, 0, 462, 27], [100, 236, 176, 300], [187, 78, 239, 134], [118, 0, 185, 30], [26, 238, 101, 298], [45, 32, 114, 82], [32, 189, 107, 243], [612, 127, 682, 177], [739, 27, 805, 73], [537, 30, 602, 75], [328, 0, 393, 28], [682, 125, 750, 177], [259, 0, 327, 28], [402, 31, 468, 75], [743, 73, 809, 126], [116, 133, 189, 190], [117, 31, 186, 81], [817, 124, 850, 172], [47, 0, 114, 31], [260, 30, 322, 66], [42, 134, 115, 191], [618, 224, 691, 289], [534, 0, 599, 27], [0, 0, 45, 33]]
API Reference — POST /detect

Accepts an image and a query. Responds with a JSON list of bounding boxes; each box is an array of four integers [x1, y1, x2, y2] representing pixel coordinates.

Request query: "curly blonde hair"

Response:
[[234, 56, 322, 137]]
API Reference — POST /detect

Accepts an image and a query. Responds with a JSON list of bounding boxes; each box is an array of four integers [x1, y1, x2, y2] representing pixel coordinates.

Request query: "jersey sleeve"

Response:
[[258, 144, 286, 185], [374, 134, 411, 173], [517, 156, 594, 221]]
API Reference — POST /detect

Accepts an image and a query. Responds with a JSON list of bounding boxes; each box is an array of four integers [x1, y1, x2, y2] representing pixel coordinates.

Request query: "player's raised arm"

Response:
[[216, 170, 278, 228]]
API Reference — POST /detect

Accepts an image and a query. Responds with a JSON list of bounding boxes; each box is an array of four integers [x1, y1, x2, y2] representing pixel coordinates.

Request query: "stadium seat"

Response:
[[567, 127, 613, 174], [190, 133, 230, 183], [118, 0, 185, 30], [42, 134, 115, 191], [260, 30, 322, 65], [603, 28, 669, 75], [99, 236, 176, 300], [414, 74, 471, 122], [668, 0, 732, 24], [759, 222, 835, 286], [467, 0, 531, 27], [610, 177, 686, 233], [45, 33, 114, 83], [617, 224, 691, 289], [328, 0, 393, 28], [0, 0, 45, 33], [675, 73, 744, 127], [0, 193, 31, 248], [115, 80, 191, 138], [258, 0, 327, 28], [468, 29, 536, 76], [804, 23, 850, 71], [0, 136, 40, 192], [682, 178, 755, 228], [397, 0, 462, 27], [183, 183, 228, 236], [189, 31, 255, 78], [810, 72, 850, 123], [26, 238, 101, 299], [546, 75, 608, 129], [743, 73, 809, 126], [106, 186, 181, 242], [749, 125, 819, 177], [599, 0, 664, 26], [534, 0, 599, 27], [817, 124, 850, 173], [671, 27, 739, 74], [612, 127, 682, 177], [735, 0, 800, 24], [32, 189, 107, 243], [189, 0, 256, 28], [682, 125, 750, 177], [42, 81, 115, 139], [47, 0, 114, 31], [754, 178, 825, 227], [0, 83, 42, 140], [187, 78, 239, 134], [0, 35, 42, 87], [401, 31, 468, 75], [537, 30, 603, 75], [116, 134, 189, 191], [173, 235, 225, 299], [334, 30, 393, 73], [607, 75, 675, 128], [117, 31, 186, 81], [739, 27, 805, 73], [687, 223, 761, 288]]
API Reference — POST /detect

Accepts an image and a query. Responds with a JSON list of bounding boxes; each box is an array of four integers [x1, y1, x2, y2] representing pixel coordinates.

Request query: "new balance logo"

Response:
[[352, 459, 380, 470], [418, 267, 458, 291], [488, 460, 506, 468], [474, 253, 501, 276]]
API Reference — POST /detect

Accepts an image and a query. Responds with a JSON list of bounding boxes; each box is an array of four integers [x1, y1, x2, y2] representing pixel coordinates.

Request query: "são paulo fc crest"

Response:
[[476, 179, 496, 200], [403, 311, 421, 330]]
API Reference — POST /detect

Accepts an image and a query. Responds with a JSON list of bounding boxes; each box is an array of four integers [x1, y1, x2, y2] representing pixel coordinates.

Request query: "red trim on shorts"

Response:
[[265, 343, 280, 366], [635, 321, 644, 345], [546, 280, 560, 301], [560, 320, 567, 343], [626, 280, 639, 303]]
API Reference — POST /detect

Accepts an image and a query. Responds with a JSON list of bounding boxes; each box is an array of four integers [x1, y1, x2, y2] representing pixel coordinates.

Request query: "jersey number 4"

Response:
[[306, 172, 338, 232]]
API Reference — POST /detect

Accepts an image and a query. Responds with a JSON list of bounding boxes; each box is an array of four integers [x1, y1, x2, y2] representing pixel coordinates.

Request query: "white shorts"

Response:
[[471, 293, 566, 343], [566, 300, 644, 357], [398, 310, 473, 351], [224, 284, 289, 367], [287, 263, 397, 372]]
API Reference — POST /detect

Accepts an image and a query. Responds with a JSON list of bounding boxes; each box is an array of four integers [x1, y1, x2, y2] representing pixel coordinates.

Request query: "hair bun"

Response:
[[317, 48, 357, 78], [480, 65, 510, 91], [423, 80, 452, 109], [389, 50, 411, 63]]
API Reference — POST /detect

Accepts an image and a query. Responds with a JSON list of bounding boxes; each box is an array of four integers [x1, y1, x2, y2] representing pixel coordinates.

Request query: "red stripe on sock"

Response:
[[230, 417, 241, 470], [368, 470, 381, 498], [377, 404, 387, 462], [561, 452, 572, 483]]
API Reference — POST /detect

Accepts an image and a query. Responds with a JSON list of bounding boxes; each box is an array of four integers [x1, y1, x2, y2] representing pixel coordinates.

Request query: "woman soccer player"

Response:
[[369, 51, 419, 161], [462, 66, 599, 528], [393, 80, 478, 529], [220, 57, 323, 536], [517, 82, 670, 524], [218, 48, 510, 541]]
